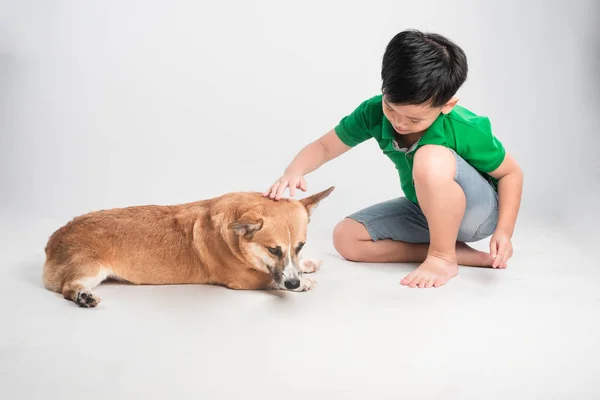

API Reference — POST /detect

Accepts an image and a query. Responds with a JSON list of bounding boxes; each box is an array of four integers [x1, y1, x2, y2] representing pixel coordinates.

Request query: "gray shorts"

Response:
[[348, 151, 499, 243]]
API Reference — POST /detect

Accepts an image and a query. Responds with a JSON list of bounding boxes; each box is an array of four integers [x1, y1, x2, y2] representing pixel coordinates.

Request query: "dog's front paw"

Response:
[[299, 258, 322, 274], [293, 277, 316, 292]]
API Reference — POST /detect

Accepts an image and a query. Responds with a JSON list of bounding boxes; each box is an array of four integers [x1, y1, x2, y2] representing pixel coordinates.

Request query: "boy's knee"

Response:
[[412, 145, 456, 184], [333, 218, 367, 261]]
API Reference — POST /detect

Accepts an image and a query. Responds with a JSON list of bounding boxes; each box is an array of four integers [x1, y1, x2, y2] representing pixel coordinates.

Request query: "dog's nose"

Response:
[[284, 279, 301, 290]]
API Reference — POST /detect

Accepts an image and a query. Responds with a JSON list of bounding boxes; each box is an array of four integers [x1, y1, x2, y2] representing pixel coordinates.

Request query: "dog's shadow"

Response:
[[263, 290, 289, 299]]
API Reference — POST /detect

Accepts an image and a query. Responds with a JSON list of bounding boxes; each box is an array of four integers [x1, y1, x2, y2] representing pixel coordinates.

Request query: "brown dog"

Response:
[[43, 187, 334, 308]]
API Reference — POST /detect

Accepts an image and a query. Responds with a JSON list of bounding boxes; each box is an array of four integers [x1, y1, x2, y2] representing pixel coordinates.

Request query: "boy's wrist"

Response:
[[495, 225, 514, 238], [284, 167, 304, 177]]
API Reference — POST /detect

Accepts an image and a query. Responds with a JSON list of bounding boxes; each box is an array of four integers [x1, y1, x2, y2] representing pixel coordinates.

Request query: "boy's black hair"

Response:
[[381, 29, 468, 107]]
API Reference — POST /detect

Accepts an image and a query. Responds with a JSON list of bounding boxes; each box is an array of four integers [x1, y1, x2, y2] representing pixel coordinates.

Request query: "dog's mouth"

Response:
[[267, 264, 303, 288]]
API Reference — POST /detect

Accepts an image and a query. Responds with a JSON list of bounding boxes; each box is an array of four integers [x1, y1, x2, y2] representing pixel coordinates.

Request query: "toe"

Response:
[[410, 271, 421, 283], [425, 277, 435, 288], [409, 276, 420, 288], [417, 276, 427, 288], [400, 272, 415, 285]]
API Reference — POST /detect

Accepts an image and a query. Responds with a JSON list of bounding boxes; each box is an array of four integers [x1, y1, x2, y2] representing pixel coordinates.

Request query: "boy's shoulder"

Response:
[[362, 94, 384, 106], [435, 104, 496, 144], [441, 105, 505, 173], [353, 94, 385, 120], [445, 105, 491, 130], [423, 104, 498, 152]]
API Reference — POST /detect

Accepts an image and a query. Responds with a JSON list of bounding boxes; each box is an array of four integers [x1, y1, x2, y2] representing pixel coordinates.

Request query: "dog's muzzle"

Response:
[[283, 278, 301, 290]]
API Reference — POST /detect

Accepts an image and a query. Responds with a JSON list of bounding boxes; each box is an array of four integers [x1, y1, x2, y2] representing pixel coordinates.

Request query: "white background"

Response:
[[1, 1, 599, 399], [2, 0, 598, 238]]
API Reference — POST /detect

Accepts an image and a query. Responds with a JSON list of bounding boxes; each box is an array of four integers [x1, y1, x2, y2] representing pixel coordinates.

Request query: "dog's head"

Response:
[[228, 186, 334, 289]]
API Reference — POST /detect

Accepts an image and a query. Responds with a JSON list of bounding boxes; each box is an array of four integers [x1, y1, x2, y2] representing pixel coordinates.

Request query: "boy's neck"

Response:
[[395, 130, 425, 148]]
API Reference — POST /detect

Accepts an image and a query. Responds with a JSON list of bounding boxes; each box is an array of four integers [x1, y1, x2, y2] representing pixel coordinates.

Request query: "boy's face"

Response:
[[382, 96, 458, 135]]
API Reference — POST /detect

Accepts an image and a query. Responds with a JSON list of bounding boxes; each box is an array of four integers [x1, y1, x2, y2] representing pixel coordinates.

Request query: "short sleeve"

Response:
[[334, 97, 378, 147], [463, 117, 506, 173]]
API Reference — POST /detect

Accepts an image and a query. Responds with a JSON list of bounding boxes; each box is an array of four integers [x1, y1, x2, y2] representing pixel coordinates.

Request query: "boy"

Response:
[[264, 29, 523, 288]]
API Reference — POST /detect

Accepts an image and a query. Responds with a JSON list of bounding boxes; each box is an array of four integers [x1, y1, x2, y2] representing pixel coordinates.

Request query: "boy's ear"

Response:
[[300, 186, 335, 218], [441, 96, 459, 114]]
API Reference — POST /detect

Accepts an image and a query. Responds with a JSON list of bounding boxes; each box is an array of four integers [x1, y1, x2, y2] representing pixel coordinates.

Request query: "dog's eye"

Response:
[[296, 242, 305, 253], [267, 246, 282, 257]]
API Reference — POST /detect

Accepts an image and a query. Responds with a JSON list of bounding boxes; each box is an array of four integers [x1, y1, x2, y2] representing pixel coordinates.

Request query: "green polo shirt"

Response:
[[334, 94, 505, 204]]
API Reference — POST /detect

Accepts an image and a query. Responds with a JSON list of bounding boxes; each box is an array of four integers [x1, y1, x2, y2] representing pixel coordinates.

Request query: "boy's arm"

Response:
[[287, 129, 352, 176], [487, 152, 524, 266], [265, 129, 352, 200]]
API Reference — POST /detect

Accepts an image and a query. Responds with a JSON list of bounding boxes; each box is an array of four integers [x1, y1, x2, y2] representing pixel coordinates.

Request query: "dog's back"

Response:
[[44, 202, 203, 289]]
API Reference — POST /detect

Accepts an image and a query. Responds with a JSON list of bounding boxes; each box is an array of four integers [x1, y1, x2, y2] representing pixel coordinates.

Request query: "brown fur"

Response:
[[43, 187, 334, 307]]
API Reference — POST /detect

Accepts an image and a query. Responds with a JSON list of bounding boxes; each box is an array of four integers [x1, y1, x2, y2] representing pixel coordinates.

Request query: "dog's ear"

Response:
[[300, 186, 335, 218], [229, 211, 263, 239]]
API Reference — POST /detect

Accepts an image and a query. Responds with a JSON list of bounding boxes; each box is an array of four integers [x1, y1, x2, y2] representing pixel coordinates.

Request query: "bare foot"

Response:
[[456, 242, 495, 267], [400, 255, 459, 288]]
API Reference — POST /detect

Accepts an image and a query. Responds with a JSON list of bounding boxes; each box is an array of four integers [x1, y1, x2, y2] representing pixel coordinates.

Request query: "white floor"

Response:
[[1, 212, 599, 400]]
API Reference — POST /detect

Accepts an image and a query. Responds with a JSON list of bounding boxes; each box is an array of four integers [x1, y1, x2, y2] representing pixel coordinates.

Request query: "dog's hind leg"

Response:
[[61, 265, 111, 308]]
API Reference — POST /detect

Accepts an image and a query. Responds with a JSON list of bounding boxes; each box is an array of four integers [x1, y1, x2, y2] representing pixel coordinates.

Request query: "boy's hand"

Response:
[[264, 173, 307, 200], [489, 231, 513, 269], [262, 130, 351, 201]]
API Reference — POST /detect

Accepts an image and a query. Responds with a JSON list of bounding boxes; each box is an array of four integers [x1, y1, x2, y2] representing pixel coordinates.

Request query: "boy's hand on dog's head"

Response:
[[264, 173, 307, 200]]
